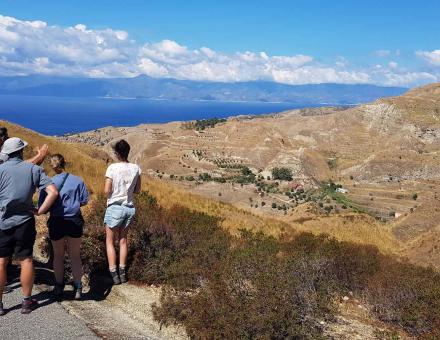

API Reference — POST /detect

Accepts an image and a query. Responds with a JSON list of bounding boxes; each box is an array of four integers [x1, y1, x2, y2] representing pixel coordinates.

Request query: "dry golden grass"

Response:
[[142, 178, 401, 254], [142, 176, 292, 236], [283, 203, 401, 254], [293, 217, 400, 255]]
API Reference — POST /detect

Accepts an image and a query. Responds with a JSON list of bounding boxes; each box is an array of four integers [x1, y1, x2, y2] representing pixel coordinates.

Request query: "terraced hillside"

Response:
[[58, 82, 440, 267]]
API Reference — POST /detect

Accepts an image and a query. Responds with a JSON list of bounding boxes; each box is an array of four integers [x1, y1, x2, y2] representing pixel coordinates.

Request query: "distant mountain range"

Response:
[[0, 75, 408, 105]]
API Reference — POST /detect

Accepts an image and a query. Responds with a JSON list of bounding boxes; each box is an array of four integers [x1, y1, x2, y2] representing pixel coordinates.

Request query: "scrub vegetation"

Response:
[[46, 192, 440, 339]]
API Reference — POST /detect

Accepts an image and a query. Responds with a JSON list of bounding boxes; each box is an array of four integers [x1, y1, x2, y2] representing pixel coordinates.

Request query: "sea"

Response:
[[0, 94, 321, 136]]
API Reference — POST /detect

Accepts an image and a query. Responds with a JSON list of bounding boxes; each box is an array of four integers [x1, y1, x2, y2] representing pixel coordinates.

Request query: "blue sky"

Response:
[[0, 0, 439, 86]]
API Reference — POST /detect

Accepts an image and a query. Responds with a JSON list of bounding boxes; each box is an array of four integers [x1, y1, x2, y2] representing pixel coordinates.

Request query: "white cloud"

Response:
[[388, 61, 398, 69], [0, 14, 438, 87], [416, 49, 440, 66], [374, 50, 391, 57], [0, 14, 137, 76], [335, 56, 349, 68], [370, 67, 437, 87], [138, 58, 169, 77]]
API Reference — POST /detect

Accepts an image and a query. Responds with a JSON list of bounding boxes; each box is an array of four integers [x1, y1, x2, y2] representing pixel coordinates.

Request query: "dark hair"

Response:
[[50, 154, 66, 169], [8, 149, 23, 159], [0, 127, 8, 140], [113, 139, 130, 161]]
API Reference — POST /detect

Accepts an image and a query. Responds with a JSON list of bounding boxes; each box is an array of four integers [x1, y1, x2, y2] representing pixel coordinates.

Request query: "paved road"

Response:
[[0, 267, 98, 340]]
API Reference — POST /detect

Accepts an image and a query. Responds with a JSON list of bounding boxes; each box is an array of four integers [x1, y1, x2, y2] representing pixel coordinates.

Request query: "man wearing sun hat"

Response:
[[0, 127, 49, 165], [0, 137, 58, 315]]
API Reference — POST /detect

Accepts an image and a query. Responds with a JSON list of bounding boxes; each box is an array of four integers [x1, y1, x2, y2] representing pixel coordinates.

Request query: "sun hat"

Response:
[[0, 137, 28, 155]]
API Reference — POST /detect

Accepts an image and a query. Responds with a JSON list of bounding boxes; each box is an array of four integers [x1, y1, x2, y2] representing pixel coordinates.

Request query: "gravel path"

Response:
[[0, 266, 98, 340]]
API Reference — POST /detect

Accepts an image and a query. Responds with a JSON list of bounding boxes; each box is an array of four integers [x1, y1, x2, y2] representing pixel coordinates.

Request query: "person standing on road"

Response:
[[0, 127, 49, 165], [104, 140, 141, 285], [0, 138, 58, 315], [39, 154, 89, 300], [0, 127, 49, 295]]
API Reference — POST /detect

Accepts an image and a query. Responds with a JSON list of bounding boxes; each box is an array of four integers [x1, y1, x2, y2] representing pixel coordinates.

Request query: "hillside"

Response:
[[3, 119, 399, 253], [59, 83, 440, 262]]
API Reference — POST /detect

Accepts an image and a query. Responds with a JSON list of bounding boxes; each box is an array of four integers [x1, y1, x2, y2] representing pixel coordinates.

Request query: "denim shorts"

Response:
[[104, 205, 136, 228]]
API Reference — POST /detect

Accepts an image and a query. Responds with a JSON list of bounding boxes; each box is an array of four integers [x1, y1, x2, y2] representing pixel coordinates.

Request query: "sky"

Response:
[[0, 0, 439, 87]]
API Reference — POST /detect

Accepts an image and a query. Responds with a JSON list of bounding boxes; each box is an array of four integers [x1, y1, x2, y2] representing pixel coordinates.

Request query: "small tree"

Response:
[[272, 167, 293, 181], [241, 166, 253, 176]]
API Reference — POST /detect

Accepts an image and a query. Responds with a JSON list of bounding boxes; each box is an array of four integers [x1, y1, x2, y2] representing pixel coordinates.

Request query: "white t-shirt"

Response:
[[105, 162, 141, 207]]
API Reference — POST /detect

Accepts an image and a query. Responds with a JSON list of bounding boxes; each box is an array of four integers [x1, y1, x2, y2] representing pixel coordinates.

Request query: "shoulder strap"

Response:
[[57, 173, 70, 192]]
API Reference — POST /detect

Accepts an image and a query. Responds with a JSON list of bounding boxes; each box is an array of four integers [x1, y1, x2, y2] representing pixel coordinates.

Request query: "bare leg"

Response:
[[118, 227, 129, 268], [105, 226, 117, 268], [67, 237, 83, 283], [19, 257, 34, 297], [0, 257, 8, 301], [51, 239, 66, 285]]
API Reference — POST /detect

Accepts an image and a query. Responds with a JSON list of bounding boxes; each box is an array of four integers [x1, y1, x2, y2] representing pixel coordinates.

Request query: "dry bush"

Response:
[[365, 258, 440, 338], [127, 192, 230, 288], [153, 230, 333, 339]]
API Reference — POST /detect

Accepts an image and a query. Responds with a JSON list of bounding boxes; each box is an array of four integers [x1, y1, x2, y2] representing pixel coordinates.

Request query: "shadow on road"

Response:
[[6, 260, 113, 303]]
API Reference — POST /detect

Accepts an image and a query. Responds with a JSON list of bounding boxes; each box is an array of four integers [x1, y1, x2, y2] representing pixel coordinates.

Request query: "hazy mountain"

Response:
[[0, 75, 407, 104]]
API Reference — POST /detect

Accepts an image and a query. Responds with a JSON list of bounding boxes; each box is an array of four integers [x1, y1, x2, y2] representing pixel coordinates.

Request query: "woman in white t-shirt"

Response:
[[104, 140, 141, 285]]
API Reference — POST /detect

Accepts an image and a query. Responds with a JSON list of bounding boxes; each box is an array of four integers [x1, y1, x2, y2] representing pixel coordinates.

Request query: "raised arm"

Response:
[[37, 184, 58, 215], [26, 144, 49, 165]]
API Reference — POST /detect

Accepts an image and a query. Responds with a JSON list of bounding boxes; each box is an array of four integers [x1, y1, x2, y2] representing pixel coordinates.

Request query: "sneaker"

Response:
[[74, 287, 82, 300], [52, 283, 64, 299], [0, 302, 5, 316], [110, 270, 120, 285], [21, 299, 38, 314], [4, 286, 12, 294], [119, 267, 127, 283], [73, 283, 83, 300]]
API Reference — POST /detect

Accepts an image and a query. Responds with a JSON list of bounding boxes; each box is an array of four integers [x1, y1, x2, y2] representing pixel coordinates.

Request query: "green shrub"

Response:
[[198, 173, 212, 181], [272, 167, 293, 181]]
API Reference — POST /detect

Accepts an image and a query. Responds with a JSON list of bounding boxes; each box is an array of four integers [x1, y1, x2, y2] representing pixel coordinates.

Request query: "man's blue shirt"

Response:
[[0, 157, 52, 230]]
